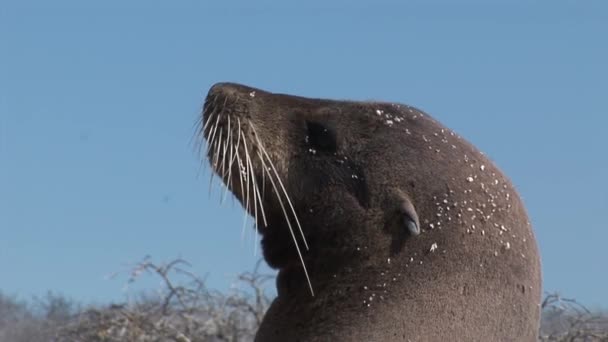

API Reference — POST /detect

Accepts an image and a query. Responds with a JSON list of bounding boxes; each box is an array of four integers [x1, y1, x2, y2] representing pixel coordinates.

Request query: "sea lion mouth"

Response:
[[199, 83, 315, 294]]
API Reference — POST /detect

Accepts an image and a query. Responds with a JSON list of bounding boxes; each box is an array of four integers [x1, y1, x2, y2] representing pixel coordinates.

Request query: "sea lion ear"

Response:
[[399, 196, 420, 236]]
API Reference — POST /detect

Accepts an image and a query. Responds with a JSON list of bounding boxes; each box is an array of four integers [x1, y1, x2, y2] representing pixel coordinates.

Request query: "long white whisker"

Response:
[[219, 124, 230, 203], [248, 123, 313, 294], [248, 152, 259, 256], [191, 117, 206, 159], [228, 118, 241, 202], [241, 134, 252, 240], [213, 130, 223, 168], [221, 134, 229, 174], [261, 157, 266, 198], [206, 111, 222, 155], [253, 151, 269, 228], [194, 93, 217, 155], [234, 119, 245, 207], [230, 118, 243, 166], [195, 99, 219, 180], [201, 96, 217, 135], [242, 143, 268, 228], [249, 123, 309, 250], [206, 137, 218, 197], [242, 137, 268, 254], [204, 114, 222, 196], [221, 116, 234, 204], [209, 130, 223, 196], [257, 148, 315, 296], [236, 154, 248, 242]]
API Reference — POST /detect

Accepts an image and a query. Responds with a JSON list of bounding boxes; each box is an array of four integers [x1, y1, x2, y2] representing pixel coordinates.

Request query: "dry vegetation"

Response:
[[1, 257, 606, 342], [539, 293, 608, 341]]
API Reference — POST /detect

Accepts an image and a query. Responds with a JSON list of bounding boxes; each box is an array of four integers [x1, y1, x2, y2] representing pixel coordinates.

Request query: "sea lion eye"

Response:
[[306, 121, 337, 153]]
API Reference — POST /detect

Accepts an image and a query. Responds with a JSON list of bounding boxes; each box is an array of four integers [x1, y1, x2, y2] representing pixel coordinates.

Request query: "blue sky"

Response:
[[1, 0, 607, 307]]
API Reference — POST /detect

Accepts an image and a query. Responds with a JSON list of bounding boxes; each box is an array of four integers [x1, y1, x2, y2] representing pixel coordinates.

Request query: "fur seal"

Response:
[[199, 82, 542, 341]]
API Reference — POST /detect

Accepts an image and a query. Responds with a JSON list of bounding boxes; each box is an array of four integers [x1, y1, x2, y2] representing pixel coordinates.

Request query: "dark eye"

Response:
[[306, 121, 337, 153]]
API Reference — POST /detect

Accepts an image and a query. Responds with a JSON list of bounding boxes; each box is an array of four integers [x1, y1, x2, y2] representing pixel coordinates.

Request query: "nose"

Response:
[[207, 82, 260, 99]]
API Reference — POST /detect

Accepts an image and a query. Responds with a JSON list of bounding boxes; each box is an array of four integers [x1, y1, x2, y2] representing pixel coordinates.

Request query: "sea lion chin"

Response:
[[199, 82, 542, 341]]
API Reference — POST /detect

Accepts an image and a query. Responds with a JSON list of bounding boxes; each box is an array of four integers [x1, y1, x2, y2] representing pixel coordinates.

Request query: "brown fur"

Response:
[[201, 82, 542, 341]]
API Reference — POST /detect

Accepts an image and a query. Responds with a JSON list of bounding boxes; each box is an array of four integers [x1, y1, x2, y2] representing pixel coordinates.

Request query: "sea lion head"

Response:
[[199, 82, 541, 340], [200, 83, 426, 274]]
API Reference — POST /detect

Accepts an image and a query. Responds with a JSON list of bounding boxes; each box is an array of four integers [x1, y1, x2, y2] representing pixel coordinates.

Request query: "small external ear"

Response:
[[400, 196, 420, 236], [383, 189, 421, 255]]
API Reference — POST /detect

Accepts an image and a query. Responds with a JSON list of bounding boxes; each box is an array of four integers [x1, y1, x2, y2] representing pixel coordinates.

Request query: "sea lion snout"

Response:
[[207, 82, 259, 99], [202, 82, 269, 137], [203, 83, 248, 124]]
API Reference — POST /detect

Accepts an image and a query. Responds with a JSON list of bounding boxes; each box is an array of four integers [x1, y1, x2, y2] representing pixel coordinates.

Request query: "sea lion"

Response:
[[199, 82, 542, 341]]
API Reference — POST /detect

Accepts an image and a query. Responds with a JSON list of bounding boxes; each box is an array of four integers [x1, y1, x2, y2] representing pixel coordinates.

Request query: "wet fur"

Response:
[[200, 83, 542, 341]]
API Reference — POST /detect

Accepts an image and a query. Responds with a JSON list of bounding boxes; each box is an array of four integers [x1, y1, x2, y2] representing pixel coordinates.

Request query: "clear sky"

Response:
[[1, 0, 607, 307]]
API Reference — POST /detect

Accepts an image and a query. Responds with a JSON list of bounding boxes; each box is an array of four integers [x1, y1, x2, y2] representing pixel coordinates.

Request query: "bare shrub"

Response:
[[0, 291, 78, 342], [55, 257, 272, 342], [3, 258, 608, 341], [539, 292, 608, 341]]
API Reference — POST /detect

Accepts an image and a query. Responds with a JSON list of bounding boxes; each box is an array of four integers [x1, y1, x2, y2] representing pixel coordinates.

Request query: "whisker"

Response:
[[247, 122, 313, 294], [191, 93, 215, 150], [189, 118, 204, 157], [249, 123, 309, 251], [194, 121, 213, 180], [205, 97, 226, 155], [201, 94, 220, 134], [207, 138, 218, 197], [221, 116, 234, 204], [230, 118, 243, 167], [254, 150, 269, 227], [234, 119, 245, 203], [192, 94, 219, 170], [212, 130, 223, 169], [255, 145, 315, 296], [219, 128, 230, 202], [209, 129, 223, 196], [241, 132, 252, 240], [242, 137, 269, 254], [261, 158, 266, 199], [236, 154, 248, 242], [206, 114, 221, 158], [242, 141, 268, 228], [248, 151, 259, 256]]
